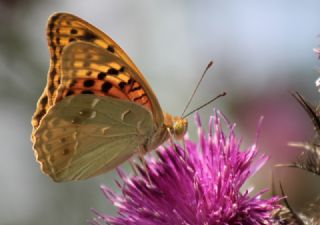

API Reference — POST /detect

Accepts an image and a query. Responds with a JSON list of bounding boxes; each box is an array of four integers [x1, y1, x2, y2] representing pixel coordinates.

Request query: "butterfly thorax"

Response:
[[145, 113, 187, 152], [146, 125, 170, 151]]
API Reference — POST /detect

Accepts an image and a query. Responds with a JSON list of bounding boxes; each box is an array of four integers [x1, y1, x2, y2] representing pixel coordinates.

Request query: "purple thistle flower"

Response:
[[91, 111, 280, 225]]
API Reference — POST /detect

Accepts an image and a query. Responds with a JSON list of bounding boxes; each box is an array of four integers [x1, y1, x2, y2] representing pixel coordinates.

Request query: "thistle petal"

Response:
[[92, 111, 280, 225]]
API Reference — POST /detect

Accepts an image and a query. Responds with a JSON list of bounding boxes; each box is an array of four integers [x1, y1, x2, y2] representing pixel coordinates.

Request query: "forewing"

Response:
[[59, 41, 164, 128], [32, 12, 163, 132], [33, 94, 154, 182]]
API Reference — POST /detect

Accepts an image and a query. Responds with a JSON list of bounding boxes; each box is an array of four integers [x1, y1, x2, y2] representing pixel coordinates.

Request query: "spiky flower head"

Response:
[[274, 92, 320, 225], [91, 111, 280, 225], [281, 92, 320, 176]]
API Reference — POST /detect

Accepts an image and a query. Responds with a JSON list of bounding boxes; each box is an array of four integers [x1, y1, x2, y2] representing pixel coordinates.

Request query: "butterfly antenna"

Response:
[[182, 91, 226, 118], [181, 61, 214, 117]]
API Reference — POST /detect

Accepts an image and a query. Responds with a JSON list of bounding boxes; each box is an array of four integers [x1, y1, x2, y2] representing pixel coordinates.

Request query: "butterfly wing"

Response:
[[32, 12, 163, 133], [58, 40, 152, 109], [33, 94, 154, 182], [61, 40, 167, 139], [31, 13, 171, 181]]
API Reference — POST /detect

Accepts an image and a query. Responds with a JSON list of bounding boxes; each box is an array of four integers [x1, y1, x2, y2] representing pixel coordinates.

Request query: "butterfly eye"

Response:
[[173, 119, 188, 140]]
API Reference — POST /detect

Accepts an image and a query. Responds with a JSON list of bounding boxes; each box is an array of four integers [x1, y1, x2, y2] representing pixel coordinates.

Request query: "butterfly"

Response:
[[31, 12, 188, 182]]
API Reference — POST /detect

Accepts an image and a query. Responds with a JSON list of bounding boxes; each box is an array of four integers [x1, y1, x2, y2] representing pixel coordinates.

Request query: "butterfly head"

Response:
[[164, 113, 188, 140], [172, 118, 188, 140]]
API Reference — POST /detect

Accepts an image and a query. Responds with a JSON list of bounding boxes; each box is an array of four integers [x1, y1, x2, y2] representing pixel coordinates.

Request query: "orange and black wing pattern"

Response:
[[32, 13, 163, 133]]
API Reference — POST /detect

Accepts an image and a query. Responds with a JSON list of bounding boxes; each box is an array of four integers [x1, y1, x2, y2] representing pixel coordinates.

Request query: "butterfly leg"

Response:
[[128, 159, 138, 176], [166, 127, 175, 149], [182, 137, 189, 159], [138, 145, 152, 185], [166, 127, 188, 159], [167, 128, 186, 157]]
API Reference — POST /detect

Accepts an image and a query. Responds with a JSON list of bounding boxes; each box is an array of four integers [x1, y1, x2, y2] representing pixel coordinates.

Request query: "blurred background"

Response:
[[1, 0, 320, 224]]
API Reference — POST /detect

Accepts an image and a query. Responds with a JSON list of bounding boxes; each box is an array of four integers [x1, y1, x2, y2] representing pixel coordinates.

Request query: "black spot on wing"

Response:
[[66, 90, 74, 96], [81, 90, 94, 94], [83, 79, 95, 87], [52, 55, 58, 63], [35, 109, 46, 122], [102, 81, 112, 92], [118, 82, 126, 90], [107, 45, 115, 53], [98, 72, 107, 80], [48, 84, 55, 94], [119, 66, 125, 73], [83, 32, 97, 42], [107, 68, 119, 75], [70, 29, 78, 34], [49, 68, 56, 79], [40, 96, 48, 106], [69, 38, 76, 43], [133, 93, 147, 101]]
